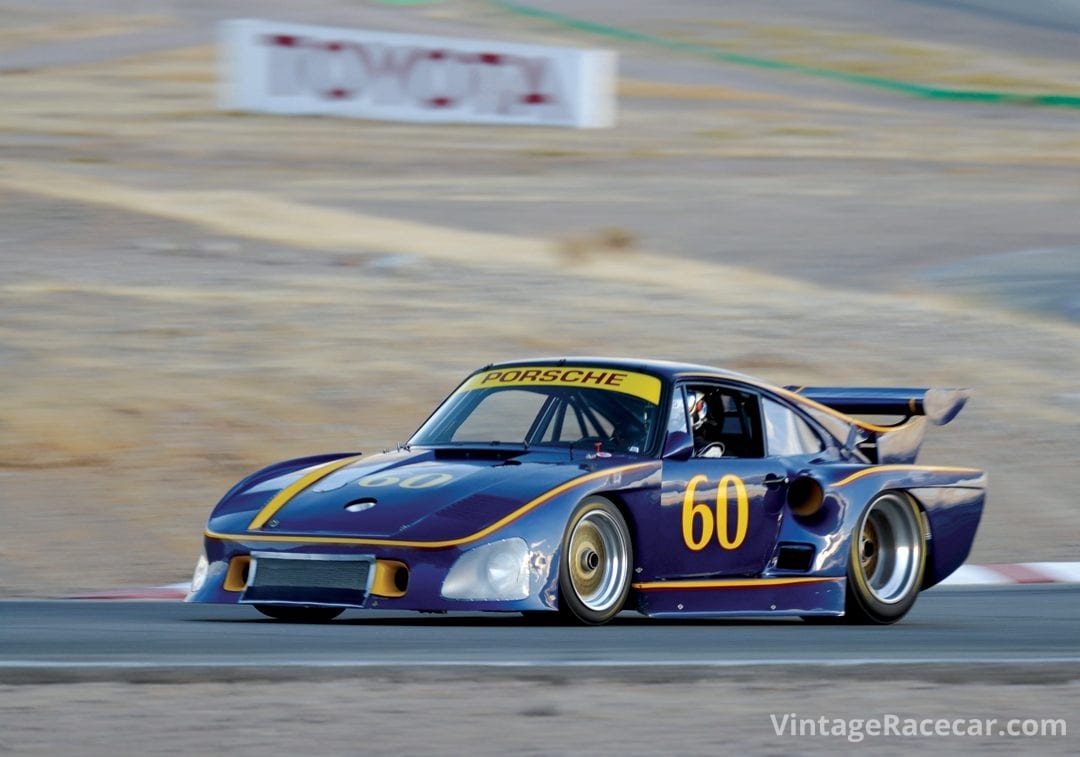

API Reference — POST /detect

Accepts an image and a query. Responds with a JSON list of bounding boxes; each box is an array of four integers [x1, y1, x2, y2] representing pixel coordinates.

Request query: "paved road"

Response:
[[4, 588, 1079, 755], [2, 586, 1078, 680]]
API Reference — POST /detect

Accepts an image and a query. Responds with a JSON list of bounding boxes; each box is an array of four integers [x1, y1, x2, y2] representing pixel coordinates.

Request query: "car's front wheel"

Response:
[[843, 492, 926, 624], [254, 604, 345, 623], [558, 497, 633, 625]]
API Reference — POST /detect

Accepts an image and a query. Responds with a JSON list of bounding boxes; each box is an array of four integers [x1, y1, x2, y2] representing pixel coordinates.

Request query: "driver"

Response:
[[686, 390, 724, 458]]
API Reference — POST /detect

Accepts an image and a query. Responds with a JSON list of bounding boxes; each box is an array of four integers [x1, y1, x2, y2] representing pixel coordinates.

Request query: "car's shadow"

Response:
[[186, 610, 807, 627]]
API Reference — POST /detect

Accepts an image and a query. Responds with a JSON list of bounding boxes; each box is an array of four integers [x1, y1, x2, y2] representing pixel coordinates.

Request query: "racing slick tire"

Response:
[[254, 604, 345, 623], [843, 492, 926, 624], [557, 497, 633, 625]]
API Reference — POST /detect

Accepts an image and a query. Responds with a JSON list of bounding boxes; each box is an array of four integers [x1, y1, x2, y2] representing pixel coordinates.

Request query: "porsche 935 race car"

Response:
[[187, 358, 986, 625]]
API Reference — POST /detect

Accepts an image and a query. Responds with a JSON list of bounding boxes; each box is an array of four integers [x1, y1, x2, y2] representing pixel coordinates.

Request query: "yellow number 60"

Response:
[[681, 474, 749, 551]]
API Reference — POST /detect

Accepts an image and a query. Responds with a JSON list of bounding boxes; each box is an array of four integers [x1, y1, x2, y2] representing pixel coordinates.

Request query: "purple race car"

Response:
[[187, 358, 985, 624]]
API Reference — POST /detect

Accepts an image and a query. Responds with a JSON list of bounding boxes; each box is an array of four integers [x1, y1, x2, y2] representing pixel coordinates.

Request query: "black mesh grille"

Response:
[[242, 555, 372, 607]]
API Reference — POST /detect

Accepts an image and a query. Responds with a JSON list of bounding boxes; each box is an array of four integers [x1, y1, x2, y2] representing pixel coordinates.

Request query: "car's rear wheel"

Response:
[[558, 497, 633, 625], [843, 492, 926, 624], [254, 604, 345, 623]]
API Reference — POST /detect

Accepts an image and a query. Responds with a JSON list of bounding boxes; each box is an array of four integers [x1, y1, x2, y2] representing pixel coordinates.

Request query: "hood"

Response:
[[210, 447, 638, 542]]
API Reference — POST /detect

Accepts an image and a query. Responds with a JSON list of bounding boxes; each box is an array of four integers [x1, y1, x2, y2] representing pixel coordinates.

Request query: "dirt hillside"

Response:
[[1, 0, 1078, 594]]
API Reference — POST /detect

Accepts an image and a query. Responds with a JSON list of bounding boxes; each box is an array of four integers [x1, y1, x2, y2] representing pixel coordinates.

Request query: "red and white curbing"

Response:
[[70, 582, 193, 600], [938, 562, 1080, 586], [69, 564, 1080, 600]]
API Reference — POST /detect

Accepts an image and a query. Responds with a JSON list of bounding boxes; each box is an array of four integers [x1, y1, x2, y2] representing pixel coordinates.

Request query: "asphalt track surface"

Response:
[[2, 586, 1078, 683]]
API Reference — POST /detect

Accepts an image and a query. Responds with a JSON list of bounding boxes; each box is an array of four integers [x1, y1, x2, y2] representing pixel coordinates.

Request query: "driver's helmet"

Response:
[[686, 390, 708, 431]]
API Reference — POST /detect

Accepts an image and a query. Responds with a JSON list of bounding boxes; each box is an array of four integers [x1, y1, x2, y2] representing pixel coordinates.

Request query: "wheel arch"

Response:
[[901, 488, 939, 591], [591, 490, 640, 550], [589, 489, 647, 598]]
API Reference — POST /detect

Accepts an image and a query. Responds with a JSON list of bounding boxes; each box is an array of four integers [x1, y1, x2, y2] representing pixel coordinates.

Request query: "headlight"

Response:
[[441, 538, 530, 601], [190, 554, 209, 593]]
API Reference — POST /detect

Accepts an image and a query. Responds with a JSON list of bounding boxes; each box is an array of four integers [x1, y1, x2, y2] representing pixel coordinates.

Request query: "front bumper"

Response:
[[186, 532, 556, 613]]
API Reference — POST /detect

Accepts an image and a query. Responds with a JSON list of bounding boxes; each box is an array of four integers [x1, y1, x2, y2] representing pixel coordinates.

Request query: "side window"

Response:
[[763, 398, 825, 456], [684, 384, 764, 458]]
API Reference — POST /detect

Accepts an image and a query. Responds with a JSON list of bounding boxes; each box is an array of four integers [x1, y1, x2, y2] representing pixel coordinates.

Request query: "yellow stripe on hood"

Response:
[[248, 455, 364, 530]]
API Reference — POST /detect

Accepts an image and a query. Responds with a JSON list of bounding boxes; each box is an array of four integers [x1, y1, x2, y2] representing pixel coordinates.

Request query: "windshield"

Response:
[[409, 366, 663, 456]]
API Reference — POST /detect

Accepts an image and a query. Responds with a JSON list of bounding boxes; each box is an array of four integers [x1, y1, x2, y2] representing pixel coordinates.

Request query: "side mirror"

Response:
[[662, 430, 694, 461]]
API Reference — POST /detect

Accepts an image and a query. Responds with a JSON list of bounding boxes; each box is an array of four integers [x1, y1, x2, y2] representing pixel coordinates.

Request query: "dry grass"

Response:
[[556, 227, 638, 265], [0, 13, 173, 51], [689, 20, 1080, 95], [619, 78, 777, 102], [1, 7, 1079, 594], [2, 176, 1077, 593]]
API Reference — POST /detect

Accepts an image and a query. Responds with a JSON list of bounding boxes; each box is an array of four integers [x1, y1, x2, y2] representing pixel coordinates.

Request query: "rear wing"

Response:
[[785, 387, 971, 464], [785, 387, 970, 426]]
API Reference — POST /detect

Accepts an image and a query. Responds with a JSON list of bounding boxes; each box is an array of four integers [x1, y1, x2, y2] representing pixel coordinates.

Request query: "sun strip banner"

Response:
[[219, 19, 617, 127], [462, 366, 662, 404]]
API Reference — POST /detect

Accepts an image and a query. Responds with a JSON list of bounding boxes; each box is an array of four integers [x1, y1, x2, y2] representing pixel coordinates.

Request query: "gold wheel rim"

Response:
[[570, 521, 607, 598], [860, 517, 879, 581], [566, 507, 629, 613]]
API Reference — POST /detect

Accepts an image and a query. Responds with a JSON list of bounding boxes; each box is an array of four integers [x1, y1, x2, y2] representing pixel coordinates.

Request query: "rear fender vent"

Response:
[[774, 543, 815, 572]]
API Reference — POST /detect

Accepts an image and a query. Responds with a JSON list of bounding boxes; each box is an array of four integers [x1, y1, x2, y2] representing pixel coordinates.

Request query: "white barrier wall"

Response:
[[219, 19, 617, 128]]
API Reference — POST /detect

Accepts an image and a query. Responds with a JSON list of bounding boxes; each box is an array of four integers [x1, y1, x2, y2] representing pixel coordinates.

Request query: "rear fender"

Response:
[[908, 484, 987, 588], [804, 466, 986, 586]]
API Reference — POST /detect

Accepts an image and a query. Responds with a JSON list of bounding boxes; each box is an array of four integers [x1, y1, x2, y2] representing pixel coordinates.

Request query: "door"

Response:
[[650, 382, 788, 578]]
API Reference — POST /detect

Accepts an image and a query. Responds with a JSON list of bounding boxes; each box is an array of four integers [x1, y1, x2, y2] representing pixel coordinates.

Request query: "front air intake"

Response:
[[240, 552, 375, 607]]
